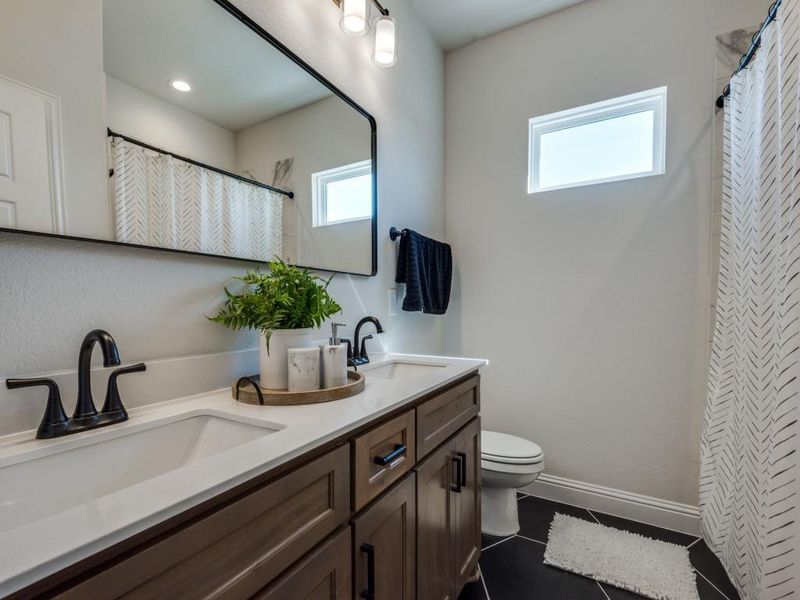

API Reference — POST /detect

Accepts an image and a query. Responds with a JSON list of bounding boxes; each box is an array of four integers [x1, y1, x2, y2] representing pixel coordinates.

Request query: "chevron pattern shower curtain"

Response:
[[700, 4, 800, 599], [111, 136, 282, 261]]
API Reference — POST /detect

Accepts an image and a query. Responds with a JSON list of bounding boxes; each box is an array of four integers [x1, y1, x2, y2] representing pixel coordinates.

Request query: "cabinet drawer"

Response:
[[353, 408, 416, 511], [56, 445, 350, 600], [417, 375, 480, 458], [253, 527, 351, 600]]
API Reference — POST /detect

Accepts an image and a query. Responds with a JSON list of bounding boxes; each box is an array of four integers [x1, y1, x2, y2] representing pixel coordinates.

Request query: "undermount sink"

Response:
[[0, 414, 280, 531], [365, 361, 447, 381]]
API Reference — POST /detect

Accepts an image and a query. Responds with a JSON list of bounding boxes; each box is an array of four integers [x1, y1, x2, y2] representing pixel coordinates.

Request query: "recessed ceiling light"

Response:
[[169, 79, 192, 92]]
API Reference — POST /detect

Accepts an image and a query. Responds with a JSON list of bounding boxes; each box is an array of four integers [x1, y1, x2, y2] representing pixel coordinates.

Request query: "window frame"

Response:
[[527, 86, 667, 194], [312, 159, 373, 228]]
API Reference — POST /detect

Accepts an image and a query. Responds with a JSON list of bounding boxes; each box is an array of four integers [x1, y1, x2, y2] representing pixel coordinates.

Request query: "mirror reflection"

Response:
[[0, 0, 376, 275]]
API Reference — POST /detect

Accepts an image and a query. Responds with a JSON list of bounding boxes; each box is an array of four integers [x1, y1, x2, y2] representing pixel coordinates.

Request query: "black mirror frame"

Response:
[[0, 0, 378, 277]]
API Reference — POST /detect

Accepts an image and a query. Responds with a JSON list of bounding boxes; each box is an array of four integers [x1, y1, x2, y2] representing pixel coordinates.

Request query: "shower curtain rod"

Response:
[[107, 129, 295, 199], [715, 0, 782, 109]]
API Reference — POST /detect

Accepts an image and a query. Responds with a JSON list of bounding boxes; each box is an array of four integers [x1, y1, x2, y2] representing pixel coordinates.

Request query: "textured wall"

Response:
[[444, 0, 772, 506], [0, 0, 445, 435]]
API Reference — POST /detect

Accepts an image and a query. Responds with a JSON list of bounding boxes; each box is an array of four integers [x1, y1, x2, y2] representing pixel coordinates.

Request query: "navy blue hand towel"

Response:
[[395, 229, 452, 315]]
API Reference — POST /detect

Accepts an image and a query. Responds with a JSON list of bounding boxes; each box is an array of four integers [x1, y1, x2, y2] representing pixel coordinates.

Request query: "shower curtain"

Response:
[[110, 136, 282, 262], [700, 4, 800, 599]]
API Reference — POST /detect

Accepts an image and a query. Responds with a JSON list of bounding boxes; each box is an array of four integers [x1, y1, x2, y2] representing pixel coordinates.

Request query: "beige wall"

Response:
[[0, 0, 445, 436], [106, 75, 237, 173], [444, 0, 772, 505], [0, 0, 109, 239], [236, 95, 372, 274]]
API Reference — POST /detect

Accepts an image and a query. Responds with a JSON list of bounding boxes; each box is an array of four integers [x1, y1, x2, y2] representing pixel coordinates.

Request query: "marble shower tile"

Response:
[[715, 27, 759, 79]]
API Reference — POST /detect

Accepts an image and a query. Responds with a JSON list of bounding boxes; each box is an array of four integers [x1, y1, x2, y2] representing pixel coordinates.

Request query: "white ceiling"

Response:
[[409, 0, 589, 51], [103, 0, 332, 132]]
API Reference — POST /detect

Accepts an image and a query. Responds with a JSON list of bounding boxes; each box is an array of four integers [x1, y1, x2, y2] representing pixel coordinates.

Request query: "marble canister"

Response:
[[287, 347, 321, 392], [321, 343, 349, 388]]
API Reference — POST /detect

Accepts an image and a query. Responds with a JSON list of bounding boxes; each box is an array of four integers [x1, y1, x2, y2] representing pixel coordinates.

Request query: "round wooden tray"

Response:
[[232, 370, 365, 406]]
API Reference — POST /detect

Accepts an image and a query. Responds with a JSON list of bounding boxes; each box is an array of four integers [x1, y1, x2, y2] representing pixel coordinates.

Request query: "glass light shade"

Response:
[[340, 0, 369, 37], [372, 15, 397, 67]]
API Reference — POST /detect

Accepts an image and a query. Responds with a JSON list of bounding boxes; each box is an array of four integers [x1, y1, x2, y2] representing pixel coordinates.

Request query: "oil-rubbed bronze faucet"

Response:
[[74, 329, 121, 422], [352, 316, 384, 366], [6, 330, 146, 439]]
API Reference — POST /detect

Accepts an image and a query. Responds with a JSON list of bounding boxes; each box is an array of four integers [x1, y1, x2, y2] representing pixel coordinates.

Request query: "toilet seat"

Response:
[[480, 431, 545, 536], [481, 430, 544, 474]]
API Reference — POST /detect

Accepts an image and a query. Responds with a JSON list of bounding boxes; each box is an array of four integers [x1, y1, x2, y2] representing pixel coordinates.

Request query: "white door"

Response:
[[0, 75, 64, 233]]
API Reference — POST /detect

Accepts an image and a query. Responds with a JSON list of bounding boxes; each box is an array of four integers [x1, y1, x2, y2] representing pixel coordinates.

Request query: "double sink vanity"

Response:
[[0, 0, 482, 596], [0, 353, 487, 599]]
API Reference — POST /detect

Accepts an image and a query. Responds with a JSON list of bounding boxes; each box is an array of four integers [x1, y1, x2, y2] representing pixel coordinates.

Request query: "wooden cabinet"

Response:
[[352, 473, 416, 600], [353, 408, 416, 511], [253, 528, 351, 600], [54, 445, 350, 600], [452, 418, 481, 592], [416, 438, 456, 600], [417, 375, 479, 458], [416, 417, 481, 600], [22, 373, 482, 600]]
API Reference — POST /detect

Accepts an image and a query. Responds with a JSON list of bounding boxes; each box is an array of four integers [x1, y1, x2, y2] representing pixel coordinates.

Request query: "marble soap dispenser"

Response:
[[322, 323, 349, 388]]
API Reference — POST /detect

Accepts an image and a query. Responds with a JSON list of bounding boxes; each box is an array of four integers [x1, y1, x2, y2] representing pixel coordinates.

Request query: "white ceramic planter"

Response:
[[259, 328, 313, 390]]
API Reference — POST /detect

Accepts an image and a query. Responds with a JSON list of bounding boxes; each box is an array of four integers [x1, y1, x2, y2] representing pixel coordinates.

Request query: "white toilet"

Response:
[[481, 430, 544, 536]]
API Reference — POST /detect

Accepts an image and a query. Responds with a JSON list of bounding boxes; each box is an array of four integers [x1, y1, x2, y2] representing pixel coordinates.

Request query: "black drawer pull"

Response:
[[457, 451, 468, 486], [361, 543, 376, 600], [451, 455, 463, 493], [374, 443, 407, 466]]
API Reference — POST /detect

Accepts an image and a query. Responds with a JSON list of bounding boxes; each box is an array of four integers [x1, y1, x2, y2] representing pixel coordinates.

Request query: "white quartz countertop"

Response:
[[0, 353, 486, 596]]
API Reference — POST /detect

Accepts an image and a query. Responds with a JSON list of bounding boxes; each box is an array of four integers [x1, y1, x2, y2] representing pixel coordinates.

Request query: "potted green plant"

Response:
[[209, 260, 342, 390]]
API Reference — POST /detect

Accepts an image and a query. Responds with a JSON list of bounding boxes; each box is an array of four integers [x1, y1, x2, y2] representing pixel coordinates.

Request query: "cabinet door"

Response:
[[452, 418, 481, 592], [55, 445, 350, 600], [253, 527, 351, 600], [353, 473, 416, 600], [416, 440, 456, 600]]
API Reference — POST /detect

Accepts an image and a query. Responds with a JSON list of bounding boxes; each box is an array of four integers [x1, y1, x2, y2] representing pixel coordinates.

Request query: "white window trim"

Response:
[[312, 159, 373, 227], [527, 86, 667, 194]]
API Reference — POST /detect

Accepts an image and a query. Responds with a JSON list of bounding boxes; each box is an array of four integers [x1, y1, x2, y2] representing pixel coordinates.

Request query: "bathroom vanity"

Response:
[[0, 354, 486, 599]]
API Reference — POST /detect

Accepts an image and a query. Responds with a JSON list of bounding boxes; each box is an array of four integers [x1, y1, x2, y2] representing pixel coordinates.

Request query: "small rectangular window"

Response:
[[528, 87, 667, 194], [312, 160, 373, 227]]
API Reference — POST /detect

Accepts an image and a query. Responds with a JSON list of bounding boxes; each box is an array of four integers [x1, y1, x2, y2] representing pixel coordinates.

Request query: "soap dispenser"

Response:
[[321, 323, 349, 388]]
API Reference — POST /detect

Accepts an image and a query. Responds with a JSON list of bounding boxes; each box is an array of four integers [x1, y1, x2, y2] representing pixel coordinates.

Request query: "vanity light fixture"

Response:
[[333, 0, 397, 67], [169, 79, 192, 92], [372, 14, 397, 67], [340, 0, 369, 36]]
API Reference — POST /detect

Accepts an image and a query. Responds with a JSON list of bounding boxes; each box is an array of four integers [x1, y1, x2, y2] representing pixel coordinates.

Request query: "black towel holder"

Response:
[[389, 227, 407, 241]]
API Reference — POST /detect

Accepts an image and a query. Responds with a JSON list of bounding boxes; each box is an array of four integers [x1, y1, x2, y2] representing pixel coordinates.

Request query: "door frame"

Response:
[[0, 73, 66, 234]]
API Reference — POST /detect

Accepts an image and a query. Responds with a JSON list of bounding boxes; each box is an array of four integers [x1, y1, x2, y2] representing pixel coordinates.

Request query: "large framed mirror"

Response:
[[0, 0, 377, 276]]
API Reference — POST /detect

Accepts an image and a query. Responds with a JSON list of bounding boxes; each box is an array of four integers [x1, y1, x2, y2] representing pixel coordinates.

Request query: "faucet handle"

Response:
[[6, 377, 69, 439], [101, 363, 146, 417], [360, 334, 374, 359], [341, 338, 353, 360]]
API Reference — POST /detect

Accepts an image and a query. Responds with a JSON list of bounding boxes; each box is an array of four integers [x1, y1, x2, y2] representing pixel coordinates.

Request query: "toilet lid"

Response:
[[481, 430, 543, 465]]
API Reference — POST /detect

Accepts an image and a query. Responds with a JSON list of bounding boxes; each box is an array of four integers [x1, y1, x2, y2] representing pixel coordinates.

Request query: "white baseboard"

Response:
[[522, 473, 701, 537]]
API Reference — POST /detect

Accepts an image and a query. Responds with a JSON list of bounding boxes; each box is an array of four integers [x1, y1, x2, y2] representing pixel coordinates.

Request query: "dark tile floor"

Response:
[[458, 493, 740, 600]]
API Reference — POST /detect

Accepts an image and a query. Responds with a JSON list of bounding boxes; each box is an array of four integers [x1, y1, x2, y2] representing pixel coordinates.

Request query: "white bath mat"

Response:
[[544, 514, 699, 600]]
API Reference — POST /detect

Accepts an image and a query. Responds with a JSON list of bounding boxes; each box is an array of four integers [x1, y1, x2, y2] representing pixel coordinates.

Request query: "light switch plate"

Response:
[[388, 288, 398, 316]]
